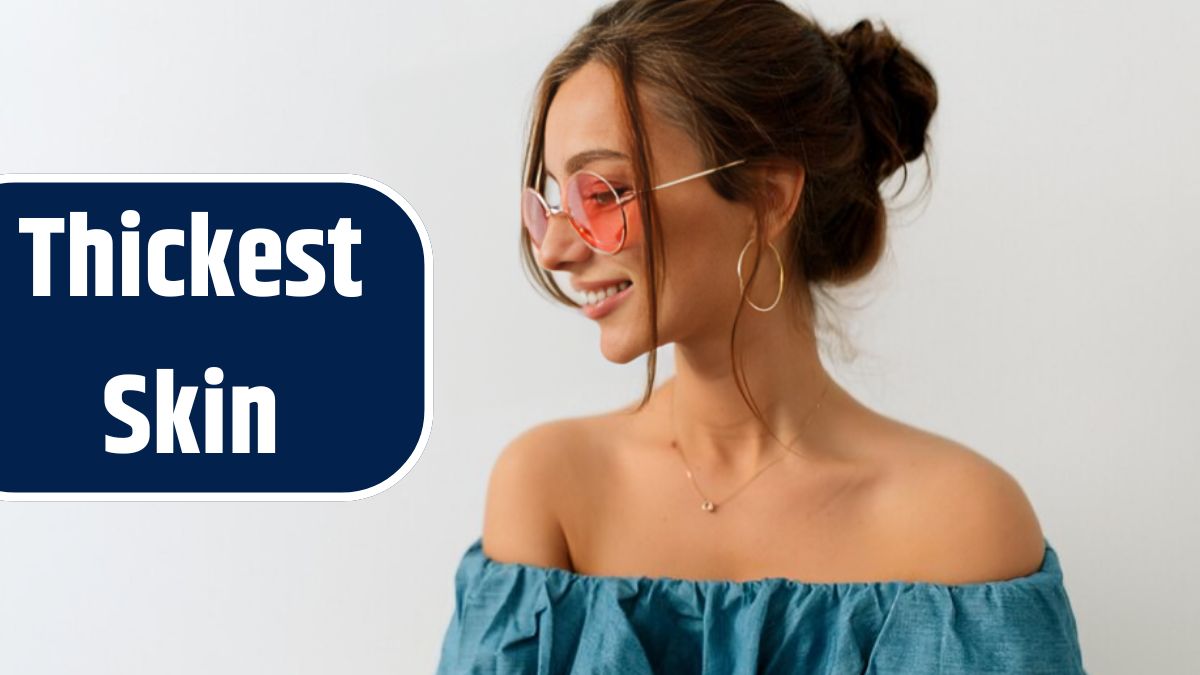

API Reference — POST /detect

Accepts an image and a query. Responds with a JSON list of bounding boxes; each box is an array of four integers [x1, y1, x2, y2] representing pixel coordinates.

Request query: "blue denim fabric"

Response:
[[436, 536, 1086, 674]]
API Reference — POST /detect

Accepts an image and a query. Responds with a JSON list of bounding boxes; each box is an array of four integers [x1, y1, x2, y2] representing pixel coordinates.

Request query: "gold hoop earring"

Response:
[[736, 237, 785, 312]]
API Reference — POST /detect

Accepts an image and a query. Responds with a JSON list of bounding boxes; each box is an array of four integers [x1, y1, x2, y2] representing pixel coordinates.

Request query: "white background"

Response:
[[2, 1, 1197, 673]]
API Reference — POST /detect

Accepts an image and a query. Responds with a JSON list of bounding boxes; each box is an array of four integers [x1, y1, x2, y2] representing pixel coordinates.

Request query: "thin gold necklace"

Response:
[[669, 377, 833, 514]]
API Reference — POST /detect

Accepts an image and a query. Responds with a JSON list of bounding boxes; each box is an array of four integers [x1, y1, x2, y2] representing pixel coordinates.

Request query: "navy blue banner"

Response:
[[1, 175, 431, 500]]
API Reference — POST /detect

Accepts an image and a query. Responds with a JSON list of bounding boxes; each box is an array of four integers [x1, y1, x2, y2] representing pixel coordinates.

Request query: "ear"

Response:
[[755, 161, 805, 242]]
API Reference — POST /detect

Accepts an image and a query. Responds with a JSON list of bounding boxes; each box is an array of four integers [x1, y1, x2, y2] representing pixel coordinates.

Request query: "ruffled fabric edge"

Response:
[[458, 535, 1065, 591], [436, 536, 1087, 675]]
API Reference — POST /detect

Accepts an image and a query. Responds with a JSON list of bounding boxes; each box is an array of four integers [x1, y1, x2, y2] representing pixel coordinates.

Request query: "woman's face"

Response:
[[538, 60, 756, 363]]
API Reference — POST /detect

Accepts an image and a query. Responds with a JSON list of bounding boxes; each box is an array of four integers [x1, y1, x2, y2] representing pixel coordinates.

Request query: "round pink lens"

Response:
[[565, 172, 626, 253], [522, 188, 549, 246]]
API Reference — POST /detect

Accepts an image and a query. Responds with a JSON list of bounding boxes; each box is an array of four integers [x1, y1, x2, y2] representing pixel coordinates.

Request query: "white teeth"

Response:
[[583, 280, 631, 306]]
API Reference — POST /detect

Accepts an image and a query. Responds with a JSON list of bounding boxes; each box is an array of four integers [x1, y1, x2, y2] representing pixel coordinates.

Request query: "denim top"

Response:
[[436, 536, 1086, 674]]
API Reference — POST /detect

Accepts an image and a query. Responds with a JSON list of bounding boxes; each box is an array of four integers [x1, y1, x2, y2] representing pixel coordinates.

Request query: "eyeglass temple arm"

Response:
[[618, 158, 746, 204], [649, 158, 747, 191]]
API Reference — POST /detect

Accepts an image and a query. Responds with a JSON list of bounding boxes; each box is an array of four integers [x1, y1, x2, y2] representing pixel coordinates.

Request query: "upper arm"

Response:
[[882, 444, 1047, 584], [481, 421, 574, 570]]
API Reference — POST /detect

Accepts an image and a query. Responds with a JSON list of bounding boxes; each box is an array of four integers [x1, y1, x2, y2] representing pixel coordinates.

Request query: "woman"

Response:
[[437, 0, 1086, 672]]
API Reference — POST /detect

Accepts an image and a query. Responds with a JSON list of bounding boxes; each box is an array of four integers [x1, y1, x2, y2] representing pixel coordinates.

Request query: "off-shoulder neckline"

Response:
[[465, 536, 1063, 591]]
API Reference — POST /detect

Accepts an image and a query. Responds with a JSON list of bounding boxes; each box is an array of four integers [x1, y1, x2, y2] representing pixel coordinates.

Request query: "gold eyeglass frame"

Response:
[[524, 158, 747, 255]]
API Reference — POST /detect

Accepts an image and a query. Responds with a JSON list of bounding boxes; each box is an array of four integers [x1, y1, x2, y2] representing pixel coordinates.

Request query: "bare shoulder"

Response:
[[868, 431, 1047, 584], [480, 418, 584, 570]]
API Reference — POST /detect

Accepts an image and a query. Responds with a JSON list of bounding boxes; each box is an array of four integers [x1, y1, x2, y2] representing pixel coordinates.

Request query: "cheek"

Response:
[[626, 195, 744, 304], [661, 198, 744, 307], [624, 193, 704, 251], [622, 201, 645, 249]]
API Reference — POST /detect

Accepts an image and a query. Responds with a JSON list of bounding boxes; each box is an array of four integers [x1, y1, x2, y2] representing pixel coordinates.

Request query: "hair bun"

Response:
[[833, 18, 900, 77], [832, 18, 938, 183]]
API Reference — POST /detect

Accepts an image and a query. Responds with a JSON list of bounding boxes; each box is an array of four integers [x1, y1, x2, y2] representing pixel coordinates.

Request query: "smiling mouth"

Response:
[[579, 280, 632, 307]]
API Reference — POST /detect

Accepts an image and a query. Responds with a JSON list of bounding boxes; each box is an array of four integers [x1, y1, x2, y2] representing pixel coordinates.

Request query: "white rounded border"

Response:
[[0, 173, 433, 502]]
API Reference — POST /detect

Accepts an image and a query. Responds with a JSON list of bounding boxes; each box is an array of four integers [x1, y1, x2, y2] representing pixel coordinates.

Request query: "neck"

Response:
[[664, 308, 847, 473]]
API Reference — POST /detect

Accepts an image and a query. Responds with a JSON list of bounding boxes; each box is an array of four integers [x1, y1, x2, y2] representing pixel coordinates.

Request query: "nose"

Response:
[[536, 211, 592, 271]]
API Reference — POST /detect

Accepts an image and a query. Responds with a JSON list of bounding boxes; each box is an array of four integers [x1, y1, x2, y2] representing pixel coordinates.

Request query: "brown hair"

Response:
[[519, 0, 938, 430]]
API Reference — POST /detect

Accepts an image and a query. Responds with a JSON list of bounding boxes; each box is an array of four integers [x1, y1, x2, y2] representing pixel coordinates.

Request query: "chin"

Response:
[[597, 329, 648, 365]]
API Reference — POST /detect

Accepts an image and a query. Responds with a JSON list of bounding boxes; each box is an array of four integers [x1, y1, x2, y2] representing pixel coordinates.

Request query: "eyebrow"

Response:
[[546, 148, 631, 181]]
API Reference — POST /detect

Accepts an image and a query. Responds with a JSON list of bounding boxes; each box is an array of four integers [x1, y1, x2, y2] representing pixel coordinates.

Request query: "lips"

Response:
[[571, 277, 632, 293], [577, 279, 630, 304], [580, 280, 634, 320]]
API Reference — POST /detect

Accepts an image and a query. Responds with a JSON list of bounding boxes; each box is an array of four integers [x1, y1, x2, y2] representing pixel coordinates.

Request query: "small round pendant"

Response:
[[700, 500, 715, 512]]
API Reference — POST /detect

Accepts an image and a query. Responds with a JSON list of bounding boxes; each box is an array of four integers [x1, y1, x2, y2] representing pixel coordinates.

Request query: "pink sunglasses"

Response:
[[522, 158, 746, 255]]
